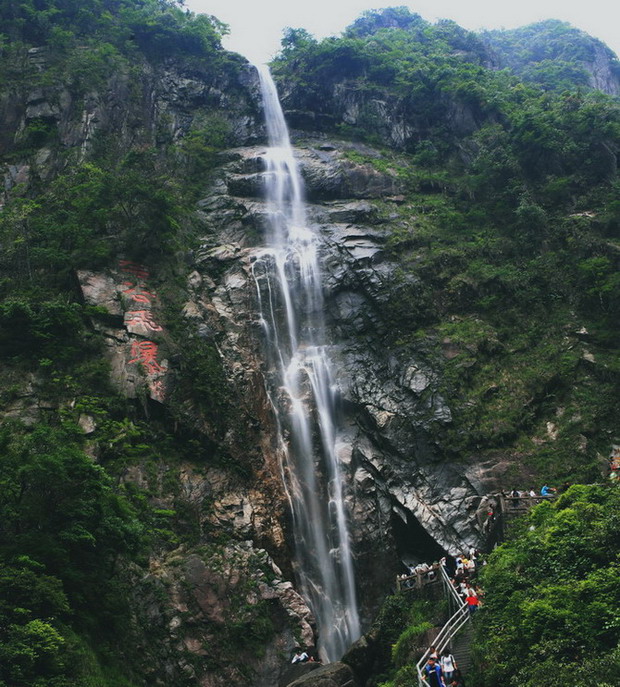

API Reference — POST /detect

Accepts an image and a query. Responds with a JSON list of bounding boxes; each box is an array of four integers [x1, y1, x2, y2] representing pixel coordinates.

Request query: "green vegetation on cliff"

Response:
[[481, 19, 620, 92], [472, 484, 620, 687], [0, 421, 144, 687], [273, 6, 620, 484], [1, 2, 620, 684], [0, 2, 253, 685]]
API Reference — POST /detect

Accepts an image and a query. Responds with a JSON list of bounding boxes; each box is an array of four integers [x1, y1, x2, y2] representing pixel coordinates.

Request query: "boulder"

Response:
[[284, 662, 358, 687]]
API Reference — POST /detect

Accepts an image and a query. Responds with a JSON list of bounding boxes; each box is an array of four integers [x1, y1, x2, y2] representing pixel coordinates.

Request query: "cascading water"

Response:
[[251, 64, 361, 662]]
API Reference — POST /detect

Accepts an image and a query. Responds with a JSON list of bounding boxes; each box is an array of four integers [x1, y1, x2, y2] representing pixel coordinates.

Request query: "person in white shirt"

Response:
[[291, 648, 309, 664], [440, 651, 458, 681]]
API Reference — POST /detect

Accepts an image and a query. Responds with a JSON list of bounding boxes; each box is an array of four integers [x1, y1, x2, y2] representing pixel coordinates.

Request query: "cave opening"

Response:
[[391, 506, 447, 571]]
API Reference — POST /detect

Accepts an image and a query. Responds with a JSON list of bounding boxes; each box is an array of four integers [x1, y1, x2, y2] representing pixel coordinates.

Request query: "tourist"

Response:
[[440, 650, 458, 682], [466, 590, 480, 615], [540, 485, 556, 496], [428, 645, 439, 660], [483, 508, 495, 533], [424, 656, 445, 687], [451, 667, 467, 686], [400, 573, 413, 589], [291, 648, 309, 663]]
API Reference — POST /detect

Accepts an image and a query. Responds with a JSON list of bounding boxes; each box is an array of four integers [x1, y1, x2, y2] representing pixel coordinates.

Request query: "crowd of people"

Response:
[[420, 549, 485, 687], [443, 550, 484, 616], [398, 561, 439, 588], [424, 651, 463, 687]]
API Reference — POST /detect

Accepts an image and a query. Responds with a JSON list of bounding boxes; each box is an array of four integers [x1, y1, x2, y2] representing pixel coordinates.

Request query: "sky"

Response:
[[185, 0, 620, 65]]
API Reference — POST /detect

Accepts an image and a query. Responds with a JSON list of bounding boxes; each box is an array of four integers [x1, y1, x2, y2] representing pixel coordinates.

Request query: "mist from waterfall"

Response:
[[251, 64, 361, 662]]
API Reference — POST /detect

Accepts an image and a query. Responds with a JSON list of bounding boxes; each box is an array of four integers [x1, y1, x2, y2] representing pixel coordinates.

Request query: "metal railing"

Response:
[[500, 494, 556, 512], [415, 565, 470, 687], [413, 493, 554, 684], [396, 564, 441, 592]]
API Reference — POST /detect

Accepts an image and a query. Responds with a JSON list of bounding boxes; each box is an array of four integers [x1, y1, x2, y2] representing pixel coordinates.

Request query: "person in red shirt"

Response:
[[466, 591, 480, 615]]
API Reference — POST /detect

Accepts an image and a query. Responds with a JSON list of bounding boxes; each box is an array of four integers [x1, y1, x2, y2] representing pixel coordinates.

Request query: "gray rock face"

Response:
[[0, 44, 499, 680], [190, 139, 493, 635], [284, 662, 358, 687], [136, 541, 316, 687], [584, 44, 620, 96], [282, 80, 486, 151], [2, 52, 262, 201]]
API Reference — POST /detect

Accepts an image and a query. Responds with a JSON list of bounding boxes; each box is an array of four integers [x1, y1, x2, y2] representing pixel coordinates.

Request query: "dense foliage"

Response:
[[0, 0, 229, 61], [0, 421, 145, 686], [273, 7, 620, 483], [0, 1, 244, 684], [472, 484, 620, 687], [481, 19, 620, 92]]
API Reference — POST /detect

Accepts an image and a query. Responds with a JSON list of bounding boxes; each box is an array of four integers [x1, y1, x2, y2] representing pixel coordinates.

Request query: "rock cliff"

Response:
[[0, 43, 493, 680], [188, 137, 501, 621], [2, 6, 619, 687]]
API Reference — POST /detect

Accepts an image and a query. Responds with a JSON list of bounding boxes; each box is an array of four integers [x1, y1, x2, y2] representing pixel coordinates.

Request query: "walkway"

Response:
[[413, 492, 556, 686]]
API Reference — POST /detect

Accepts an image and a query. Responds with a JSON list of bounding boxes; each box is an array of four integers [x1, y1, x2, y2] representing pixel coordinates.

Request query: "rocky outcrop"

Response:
[[134, 542, 315, 687], [78, 263, 172, 403], [0, 40, 519, 684], [1, 48, 262, 201], [583, 43, 620, 96], [284, 662, 358, 687], [281, 79, 489, 151]]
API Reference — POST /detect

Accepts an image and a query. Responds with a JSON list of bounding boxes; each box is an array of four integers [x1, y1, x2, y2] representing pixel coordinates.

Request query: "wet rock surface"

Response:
[[191, 139, 496, 630], [0, 47, 506, 681]]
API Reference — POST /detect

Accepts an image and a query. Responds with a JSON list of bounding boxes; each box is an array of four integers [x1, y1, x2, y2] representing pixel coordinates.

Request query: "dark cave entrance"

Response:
[[391, 507, 447, 571]]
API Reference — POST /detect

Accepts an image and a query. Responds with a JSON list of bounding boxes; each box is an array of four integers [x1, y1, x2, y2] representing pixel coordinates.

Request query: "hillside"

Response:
[[272, 6, 620, 487], [0, 3, 619, 686], [481, 19, 620, 94]]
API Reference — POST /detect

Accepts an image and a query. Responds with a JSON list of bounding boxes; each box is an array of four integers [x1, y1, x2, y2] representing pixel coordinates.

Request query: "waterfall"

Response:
[[251, 64, 361, 662]]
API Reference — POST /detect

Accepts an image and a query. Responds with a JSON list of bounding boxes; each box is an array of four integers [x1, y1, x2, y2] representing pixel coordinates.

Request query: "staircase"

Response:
[[449, 619, 474, 676], [416, 567, 472, 687]]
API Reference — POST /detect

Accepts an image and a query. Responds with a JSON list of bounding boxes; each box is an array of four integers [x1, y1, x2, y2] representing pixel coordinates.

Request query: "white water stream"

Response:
[[251, 65, 361, 661]]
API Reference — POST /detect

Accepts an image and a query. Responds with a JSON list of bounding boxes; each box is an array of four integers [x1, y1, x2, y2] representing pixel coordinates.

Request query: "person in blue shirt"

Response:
[[424, 656, 446, 686], [540, 485, 556, 496]]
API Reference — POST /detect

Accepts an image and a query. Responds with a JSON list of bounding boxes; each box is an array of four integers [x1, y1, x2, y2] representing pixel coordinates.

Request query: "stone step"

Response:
[[449, 622, 474, 675]]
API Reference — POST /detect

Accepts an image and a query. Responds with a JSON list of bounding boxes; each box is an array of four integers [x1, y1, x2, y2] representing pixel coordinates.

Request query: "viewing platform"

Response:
[[487, 492, 557, 546]]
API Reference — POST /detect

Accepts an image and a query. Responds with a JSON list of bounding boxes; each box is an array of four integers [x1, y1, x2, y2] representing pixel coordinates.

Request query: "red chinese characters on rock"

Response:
[[125, 310, 163, 332], [120, 260, 168, 403], [128, 340, 166, 375], [119, 260, 149, 280], [121, 281, 154, 305]]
